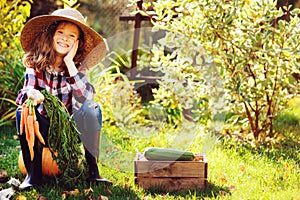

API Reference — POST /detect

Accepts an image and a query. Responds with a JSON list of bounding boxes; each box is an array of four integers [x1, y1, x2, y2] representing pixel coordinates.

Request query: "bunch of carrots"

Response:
[[20, 99, 45, 160]]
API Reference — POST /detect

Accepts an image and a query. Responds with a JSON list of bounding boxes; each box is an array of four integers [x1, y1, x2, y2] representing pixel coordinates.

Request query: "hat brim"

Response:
[[21, 15, 107, 68]]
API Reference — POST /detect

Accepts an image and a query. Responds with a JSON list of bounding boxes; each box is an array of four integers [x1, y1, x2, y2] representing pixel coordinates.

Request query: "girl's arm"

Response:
[[67, 71, 95, 103], [16, 68, 36, 105], [16, 68, 44, 106], [64, 40, 95, 103]]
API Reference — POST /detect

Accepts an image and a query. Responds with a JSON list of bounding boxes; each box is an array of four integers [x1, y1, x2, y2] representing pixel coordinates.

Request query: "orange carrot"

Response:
[[27, 115, 35, 160], [20, 104, 26, 135], [32, 106, 37, 121], [23, 106, 29, 139], [28, 104, 33, 116], [34, 120, 45, 145]]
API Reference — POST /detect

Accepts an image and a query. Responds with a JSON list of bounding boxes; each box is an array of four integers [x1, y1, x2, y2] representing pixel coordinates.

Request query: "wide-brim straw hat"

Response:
[[21, 8, 107, 68]]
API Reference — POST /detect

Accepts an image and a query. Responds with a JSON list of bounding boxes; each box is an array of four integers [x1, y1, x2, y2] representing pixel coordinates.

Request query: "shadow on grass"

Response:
[[222, 109, 300, 166], [34, 177, 230, 199], [223, 135, 300, 166], [144, 182, 230, 198], [32, 178, 143, 200]]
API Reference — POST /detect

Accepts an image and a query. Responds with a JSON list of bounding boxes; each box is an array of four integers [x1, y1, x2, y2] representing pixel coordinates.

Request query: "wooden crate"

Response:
[[134, 153, 208, 192]]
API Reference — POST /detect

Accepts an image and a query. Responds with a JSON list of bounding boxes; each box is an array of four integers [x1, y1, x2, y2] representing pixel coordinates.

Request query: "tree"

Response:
[[137, 0, 300, 142]]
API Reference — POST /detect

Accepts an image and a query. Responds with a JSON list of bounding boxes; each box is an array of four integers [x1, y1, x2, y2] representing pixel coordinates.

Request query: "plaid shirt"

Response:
[[16, 67, 95, 115]]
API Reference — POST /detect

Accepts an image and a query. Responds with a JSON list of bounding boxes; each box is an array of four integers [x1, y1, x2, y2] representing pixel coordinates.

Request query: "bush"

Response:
[[139, 0, 300, 143], [0, 0, 31, 127]]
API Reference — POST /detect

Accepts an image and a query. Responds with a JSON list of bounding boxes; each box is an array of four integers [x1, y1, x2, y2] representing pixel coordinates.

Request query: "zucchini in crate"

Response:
[[144, 147, 195, 161]]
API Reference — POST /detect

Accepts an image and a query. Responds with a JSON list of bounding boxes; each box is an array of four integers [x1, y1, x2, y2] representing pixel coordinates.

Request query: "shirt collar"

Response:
[[46, 67, 65, 76]]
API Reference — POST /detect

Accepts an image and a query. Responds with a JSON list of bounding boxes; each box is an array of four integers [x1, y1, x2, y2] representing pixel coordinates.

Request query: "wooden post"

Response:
[[130, 0, 143, 78], [119, 0, 150, 79]]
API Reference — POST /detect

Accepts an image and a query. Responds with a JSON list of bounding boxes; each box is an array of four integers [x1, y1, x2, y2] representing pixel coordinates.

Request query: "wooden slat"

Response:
[[135, 177, 207, 192], [119, 16, 150, 21], [135, 152, 207, 162], [135, 160, 207, 178]]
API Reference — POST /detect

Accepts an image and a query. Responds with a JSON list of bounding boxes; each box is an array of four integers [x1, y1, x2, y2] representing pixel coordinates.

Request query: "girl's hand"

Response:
[[64, 40, 79, 76], [27, 89, 44, 105], [64, 40, 79, 63]]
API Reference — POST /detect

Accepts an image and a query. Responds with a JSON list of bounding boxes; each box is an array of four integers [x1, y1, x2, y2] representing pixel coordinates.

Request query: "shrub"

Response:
[[0, 0, 31, 127], [137, 0, 300, 143]]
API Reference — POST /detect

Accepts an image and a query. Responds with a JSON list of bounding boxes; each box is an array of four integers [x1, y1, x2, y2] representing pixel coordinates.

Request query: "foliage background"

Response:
[[0, 0, 31, 126], [134, 0, 300, 143], [2, 0, 300, 143]]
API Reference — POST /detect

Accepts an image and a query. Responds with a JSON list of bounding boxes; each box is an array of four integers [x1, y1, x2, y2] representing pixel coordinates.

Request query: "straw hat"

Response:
[[21, 8, 107, 68]]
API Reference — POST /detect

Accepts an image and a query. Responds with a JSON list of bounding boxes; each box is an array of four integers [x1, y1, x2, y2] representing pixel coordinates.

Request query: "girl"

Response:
[[16, 8, 111, 190]]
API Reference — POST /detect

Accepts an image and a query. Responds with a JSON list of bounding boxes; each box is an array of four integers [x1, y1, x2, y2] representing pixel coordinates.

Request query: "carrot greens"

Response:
[[41, 90, 86, 185]]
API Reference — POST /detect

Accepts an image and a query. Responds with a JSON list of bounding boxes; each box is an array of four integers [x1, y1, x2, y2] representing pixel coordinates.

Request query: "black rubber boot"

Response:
[[19, 134, 43, 190], [84, 147, 112, 186]]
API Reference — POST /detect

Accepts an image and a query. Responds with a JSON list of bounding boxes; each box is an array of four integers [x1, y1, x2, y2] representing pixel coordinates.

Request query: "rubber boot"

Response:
[[84, 147, 112, 186], [19, 134, 43, 190]]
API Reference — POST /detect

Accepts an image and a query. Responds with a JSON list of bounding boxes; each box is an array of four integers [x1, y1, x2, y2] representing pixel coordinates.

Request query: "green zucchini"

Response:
[[144, 147, 195, 161]]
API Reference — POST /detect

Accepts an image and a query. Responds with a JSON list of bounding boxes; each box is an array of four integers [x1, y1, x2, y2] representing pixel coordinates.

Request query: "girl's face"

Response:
[[53, 22, 80, 56]]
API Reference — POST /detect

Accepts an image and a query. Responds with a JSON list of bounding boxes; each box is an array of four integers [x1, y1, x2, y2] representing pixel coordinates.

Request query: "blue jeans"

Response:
[[16, 100, 102, 158], [73, 100, 102, 158]]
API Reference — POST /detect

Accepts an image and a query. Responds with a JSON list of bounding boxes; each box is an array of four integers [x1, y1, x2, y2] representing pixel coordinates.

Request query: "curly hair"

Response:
[[23, 21, 84, 73]]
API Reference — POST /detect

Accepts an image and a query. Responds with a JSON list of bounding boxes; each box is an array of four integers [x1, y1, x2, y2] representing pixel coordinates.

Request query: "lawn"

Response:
[[1, 120, 300, 199]]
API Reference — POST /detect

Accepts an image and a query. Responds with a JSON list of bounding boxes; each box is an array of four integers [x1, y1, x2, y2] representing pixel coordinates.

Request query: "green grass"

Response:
[[209, 146, 300, 199], [1, 123, 300, 200]]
